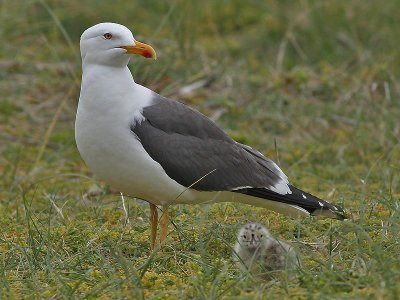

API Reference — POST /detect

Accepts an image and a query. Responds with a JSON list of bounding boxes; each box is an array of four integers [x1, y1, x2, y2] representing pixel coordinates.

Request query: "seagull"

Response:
[[75, 23, 346, 249]]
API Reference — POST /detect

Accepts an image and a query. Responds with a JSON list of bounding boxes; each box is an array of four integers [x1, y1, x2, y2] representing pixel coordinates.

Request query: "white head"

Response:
[[80, 22, 156, 67], [237, 223, 271, 249]]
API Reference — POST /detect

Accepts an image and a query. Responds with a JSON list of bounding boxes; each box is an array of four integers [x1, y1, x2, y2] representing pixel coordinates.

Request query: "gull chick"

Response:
[[233, 223, 300, 279]]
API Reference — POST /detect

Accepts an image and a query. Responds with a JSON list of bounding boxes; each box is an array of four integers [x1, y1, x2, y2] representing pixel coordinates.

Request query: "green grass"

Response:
[[1, 0, 399, 298]]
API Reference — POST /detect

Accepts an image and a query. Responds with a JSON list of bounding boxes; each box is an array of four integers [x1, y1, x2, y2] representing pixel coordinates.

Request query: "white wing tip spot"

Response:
[[318, 201, 324, 207], [302, 193, 307, 199]]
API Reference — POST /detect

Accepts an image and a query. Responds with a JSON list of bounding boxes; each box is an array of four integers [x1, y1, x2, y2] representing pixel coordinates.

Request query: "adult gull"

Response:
[[75, 23, 346, 249]]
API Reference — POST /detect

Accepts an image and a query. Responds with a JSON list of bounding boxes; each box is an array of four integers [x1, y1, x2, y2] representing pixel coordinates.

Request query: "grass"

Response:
[[0, 0, 399, 298]]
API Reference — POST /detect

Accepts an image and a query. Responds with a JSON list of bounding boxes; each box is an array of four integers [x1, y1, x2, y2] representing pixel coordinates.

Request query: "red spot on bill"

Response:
[[143, 51, 152, 58]]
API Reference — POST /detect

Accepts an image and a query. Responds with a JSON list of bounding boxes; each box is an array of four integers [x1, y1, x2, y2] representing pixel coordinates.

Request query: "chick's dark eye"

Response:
[[104, 33, 112, 39], [243, 235, 247, 239]]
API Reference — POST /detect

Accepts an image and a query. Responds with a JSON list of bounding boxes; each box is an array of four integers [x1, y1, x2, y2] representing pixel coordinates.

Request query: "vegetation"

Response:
[[1, 0, 399, 298]]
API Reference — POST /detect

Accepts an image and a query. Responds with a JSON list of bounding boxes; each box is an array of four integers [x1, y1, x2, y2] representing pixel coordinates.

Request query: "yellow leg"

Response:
[[160, 205, 169, 247], [150, 203, 158, 250]]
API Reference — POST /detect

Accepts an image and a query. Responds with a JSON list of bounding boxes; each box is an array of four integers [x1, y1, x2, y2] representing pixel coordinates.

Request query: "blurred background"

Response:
[[0, 0, 399, 298]]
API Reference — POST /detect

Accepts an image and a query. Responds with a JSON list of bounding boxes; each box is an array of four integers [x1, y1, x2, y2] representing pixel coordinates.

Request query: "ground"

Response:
[[0, 0, 399, 299]]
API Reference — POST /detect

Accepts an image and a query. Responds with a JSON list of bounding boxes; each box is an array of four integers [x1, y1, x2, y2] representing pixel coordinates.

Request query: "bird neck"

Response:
[[82, 63, 134, 83], [80, 64, 136, 105]]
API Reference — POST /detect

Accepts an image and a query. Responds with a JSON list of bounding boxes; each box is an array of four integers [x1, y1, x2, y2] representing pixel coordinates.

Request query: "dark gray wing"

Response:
[[131, 93, 284, 191], [131, 93, 346, 219]]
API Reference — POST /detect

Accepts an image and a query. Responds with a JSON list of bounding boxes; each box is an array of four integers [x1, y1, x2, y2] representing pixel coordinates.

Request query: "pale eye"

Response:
[[103, 33, 113, 39]]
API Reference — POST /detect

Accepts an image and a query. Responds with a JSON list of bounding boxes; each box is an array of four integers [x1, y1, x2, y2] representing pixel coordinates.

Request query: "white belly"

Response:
[[75, 100, 188, 205]]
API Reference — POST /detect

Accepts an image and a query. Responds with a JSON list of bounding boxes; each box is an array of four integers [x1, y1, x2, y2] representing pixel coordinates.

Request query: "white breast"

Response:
[[75, 65, 186, 204]]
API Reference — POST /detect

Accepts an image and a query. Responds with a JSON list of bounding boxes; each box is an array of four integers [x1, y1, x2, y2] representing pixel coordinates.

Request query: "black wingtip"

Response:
[[234, 184, 347, 220], [311, 205, 348, 220], [288, 185, 347, 220]]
